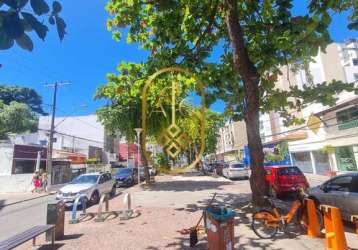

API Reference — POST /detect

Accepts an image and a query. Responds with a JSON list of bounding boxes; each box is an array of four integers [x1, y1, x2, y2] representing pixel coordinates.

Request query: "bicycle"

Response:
[[251, 188, 323, 239]]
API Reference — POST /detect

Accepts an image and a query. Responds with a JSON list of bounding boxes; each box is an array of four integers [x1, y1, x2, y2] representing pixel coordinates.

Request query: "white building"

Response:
[[262, 39, 358, 175]]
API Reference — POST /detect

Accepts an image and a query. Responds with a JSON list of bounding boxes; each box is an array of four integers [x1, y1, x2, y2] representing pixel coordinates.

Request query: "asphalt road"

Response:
[[0, 194, 56, 241], [0, 188, 126, 242]]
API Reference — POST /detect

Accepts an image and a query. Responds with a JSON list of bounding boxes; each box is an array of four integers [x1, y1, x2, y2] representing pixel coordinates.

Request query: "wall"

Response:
[[0, 174, 33, 192], [0, 143, 13, 176]]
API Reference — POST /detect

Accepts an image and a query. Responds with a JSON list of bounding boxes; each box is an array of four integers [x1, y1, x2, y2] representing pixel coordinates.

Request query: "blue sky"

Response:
[[0, 0, 357, 117]]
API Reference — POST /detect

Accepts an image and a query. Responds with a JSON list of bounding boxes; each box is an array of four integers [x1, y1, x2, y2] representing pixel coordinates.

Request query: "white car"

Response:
[[56, 172, 116, 205], [222, 162, 250, 180]]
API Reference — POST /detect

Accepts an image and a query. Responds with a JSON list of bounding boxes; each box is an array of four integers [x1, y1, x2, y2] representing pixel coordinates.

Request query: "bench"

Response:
[[0, 225, 55, 250]]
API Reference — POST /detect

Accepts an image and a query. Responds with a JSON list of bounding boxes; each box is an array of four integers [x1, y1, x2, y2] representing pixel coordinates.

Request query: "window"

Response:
[[98, 175, 106, 184], [278, 166, 302, 176], [353, 58, 358, 66], [350, 176, 358, 193], [336, 107, 358, 124], [326, 176, 352, 192]]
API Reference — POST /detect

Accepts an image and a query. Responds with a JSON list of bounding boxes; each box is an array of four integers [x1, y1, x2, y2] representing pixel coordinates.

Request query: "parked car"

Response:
[[222, 162, 250, 180], [56, 172, 116, 205], [114, 167, 137, 187], [308, 172, 358, 221], [265, 165, 309, 198]]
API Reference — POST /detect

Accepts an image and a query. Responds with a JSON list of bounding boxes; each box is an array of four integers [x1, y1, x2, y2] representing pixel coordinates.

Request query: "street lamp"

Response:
[[134, 128, 143, 184]]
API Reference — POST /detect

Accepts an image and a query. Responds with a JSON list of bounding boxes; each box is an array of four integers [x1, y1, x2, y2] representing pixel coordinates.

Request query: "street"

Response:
[[0, 187, 126, 242], [0, 194, 56, 241]]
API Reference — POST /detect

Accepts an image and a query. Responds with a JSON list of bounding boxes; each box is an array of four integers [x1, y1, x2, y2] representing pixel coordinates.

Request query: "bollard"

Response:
[[306, 199, 320, 237], [351, 215, 358, 239], [120, 193, 134, 220], [95, 193, 117, 222], [320, 205, 347, 250], [69, 194, 89, 224]]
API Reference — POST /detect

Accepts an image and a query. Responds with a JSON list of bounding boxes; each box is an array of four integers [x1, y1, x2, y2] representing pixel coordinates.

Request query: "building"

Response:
[[263, 39, 358, 175], [216, 121, 247, 162]]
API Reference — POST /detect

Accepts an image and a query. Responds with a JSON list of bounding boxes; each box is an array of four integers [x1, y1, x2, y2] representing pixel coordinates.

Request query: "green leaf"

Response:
[[52, 1, 61, 13], [3, 12, 24, 39], [348, 21, 358, 30], [0, 30, 14, 50], [3, 0, 17, 9], [15, 33, 33, 51], [21, 12, 48, 40], [17, 0, 28, 8], [55, 15, 66, 40], [48, 15, 55, 25], [30, 0, 49, 15]]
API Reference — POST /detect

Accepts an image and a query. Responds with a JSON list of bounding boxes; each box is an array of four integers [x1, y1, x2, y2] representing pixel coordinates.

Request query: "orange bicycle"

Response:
[[251, 188, 323, 239]]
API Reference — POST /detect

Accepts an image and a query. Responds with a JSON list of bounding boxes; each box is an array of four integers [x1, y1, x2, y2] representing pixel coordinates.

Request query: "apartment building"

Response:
[[263, 39, 358, 175], [215, 121, 247, 162]]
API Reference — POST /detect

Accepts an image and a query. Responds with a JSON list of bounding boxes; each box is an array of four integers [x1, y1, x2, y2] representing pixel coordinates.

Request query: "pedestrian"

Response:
[[31, 171, 41, 193], [41, 171, 48, 192]]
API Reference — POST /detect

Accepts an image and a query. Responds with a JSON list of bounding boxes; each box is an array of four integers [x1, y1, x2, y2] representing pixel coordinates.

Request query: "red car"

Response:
[[264, 165, 309, 198]]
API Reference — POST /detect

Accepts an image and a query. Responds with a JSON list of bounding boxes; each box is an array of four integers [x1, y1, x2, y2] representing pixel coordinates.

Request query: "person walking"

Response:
[[41, 171, 48, 192], [31, 171, 41, 193]]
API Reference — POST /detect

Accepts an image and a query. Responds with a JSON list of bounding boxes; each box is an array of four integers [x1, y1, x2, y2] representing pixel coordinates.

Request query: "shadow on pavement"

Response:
[[141, 180, 232, 192], [61, 233, 83, 240], [0, 200, 4, 211], [35, 243, 65, 249]]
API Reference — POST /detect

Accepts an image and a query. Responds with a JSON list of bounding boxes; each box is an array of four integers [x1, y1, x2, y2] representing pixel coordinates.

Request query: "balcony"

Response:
[[338, 119, 358, 130]]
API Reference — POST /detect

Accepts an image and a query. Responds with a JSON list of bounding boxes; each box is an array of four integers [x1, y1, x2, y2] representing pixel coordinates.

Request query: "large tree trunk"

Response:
[[225, 0, 268, 206]]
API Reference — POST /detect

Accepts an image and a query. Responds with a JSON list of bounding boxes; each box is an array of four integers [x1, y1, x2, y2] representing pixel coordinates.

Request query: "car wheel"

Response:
[[110, 185, 116, 197], [90, 191, 100, 205]]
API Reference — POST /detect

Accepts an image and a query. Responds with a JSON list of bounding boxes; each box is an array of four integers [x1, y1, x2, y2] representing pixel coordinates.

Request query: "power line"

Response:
[[261, 106, 358, 138]]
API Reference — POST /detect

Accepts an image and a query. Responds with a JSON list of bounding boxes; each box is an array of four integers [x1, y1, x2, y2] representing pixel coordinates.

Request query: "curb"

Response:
[[0, 193, 55, 208]]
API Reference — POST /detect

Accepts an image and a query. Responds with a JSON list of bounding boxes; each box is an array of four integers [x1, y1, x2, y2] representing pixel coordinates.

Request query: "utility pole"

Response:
[[45, 82, 70, 186]]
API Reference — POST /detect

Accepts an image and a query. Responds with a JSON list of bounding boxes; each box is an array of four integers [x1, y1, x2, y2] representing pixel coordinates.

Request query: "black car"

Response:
[[114, 168, 137, 187], [308, 172, 358, 221]]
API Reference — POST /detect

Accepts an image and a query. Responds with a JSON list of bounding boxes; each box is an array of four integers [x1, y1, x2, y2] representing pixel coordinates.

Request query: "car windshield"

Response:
[[278, 167, 301, 176], [117, 168, 132, 175], [71, 175, 98, 184], [231, 164, 245, 169]]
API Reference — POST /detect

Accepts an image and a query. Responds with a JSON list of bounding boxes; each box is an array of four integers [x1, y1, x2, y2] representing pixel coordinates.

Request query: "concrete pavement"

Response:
[[12, 173, 357, 250]]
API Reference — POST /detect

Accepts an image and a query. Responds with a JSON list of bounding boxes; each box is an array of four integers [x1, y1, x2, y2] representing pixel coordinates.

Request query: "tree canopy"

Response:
[[0, 100, 38, 139], [0, 84, 47, 114], [0, 0, 66, 51], [104, 0, 357, 204]]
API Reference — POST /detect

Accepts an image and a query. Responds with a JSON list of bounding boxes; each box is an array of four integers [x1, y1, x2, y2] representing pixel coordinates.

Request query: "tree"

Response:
[[0, 100, 38, 139], [0, 84, 47, 114], [0, 0, 66, 51], [105, 0, 356, 204]]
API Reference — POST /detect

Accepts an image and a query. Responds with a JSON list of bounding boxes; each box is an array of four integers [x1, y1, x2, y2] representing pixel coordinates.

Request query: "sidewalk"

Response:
[[15, 174, 356, 250], [0, 184, 63, 207]]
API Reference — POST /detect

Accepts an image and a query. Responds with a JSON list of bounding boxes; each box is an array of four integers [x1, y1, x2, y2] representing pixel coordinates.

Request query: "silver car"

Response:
[[222, 162, 249, 180], [308, 172, 358, 221]]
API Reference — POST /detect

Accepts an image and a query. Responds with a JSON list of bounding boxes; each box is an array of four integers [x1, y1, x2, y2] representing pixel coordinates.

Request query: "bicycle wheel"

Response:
[[252, 209, 279, 239], [296, 207, 323, 233]]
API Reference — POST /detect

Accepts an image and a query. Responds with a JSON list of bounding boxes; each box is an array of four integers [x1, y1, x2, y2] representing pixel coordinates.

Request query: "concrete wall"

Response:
[[0, 174, 33, 193], [0, 143, 13, 176]]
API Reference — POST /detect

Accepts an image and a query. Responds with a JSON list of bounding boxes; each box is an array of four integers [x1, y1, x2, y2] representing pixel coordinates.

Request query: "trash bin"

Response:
[[46, 200, 65, 241], [205, 206, 236, 250]]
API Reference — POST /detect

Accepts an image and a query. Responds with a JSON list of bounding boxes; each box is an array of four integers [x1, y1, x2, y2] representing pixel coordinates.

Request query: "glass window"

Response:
[[278, 166, 302, 176], [353, 58, 358, 66], [327, 176, 353, 192], [230, 163, 245, 169], [336, 107, 358, 124], [350, 176, 358, 193], [71, 175, 99, 184]]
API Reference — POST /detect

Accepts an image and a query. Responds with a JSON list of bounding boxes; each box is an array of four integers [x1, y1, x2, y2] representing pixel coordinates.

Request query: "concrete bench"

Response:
[[0, 225, 55, 250]]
